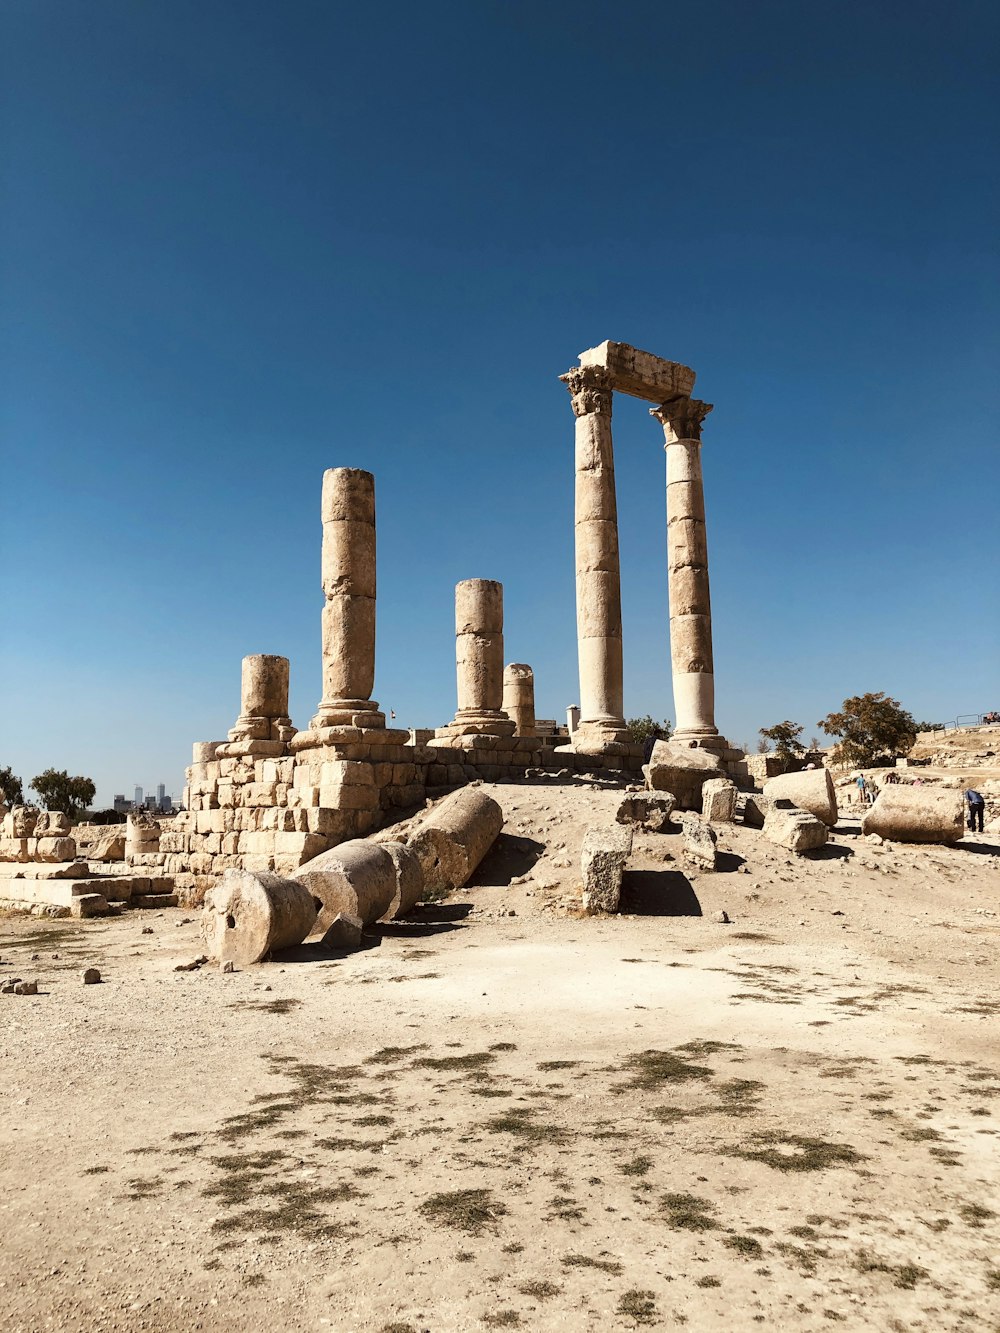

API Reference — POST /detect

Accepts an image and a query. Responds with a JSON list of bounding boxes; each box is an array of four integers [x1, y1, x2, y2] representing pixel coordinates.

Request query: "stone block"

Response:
[[34, 811, 71, 837], [615, 791, 676, 832], [763, 801, 828, 853], [407, 788, 504, 892], [581, 824, 633, 913], [646, 739, 724, 811], [318, 784, 380, 811], [763, 768, 838, 827], [742, 792, 773, 828], [203, 869, 319, 964], [34, 836, 78, 863], [577, 341, 696, 403], [701, 778, 737, 823], [678, 812, 717, 869], [320, 912, 364, 951], [70, 893, 110, 918], [320, 760, 375, 787]]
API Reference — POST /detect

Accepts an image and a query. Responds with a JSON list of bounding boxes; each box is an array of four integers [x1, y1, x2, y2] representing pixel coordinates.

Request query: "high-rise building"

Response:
[[113, 794, 128, 814], [134, 785, 143, 808]]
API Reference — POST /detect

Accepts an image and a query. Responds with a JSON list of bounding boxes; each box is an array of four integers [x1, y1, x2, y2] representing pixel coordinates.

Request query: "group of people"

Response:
[[984, 711, 1000, 725], [855, 773, 987, 832]]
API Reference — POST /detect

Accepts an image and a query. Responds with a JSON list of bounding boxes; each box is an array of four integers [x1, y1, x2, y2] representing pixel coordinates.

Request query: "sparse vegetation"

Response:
[[661, 1192, 718, 1231], [730, 1134, 866, 1172], [419, 1189, 507, 1234], [616, 1288, 658, 1325], [561, 1253, 623, 1275], [855, 1250, 929, 1289]]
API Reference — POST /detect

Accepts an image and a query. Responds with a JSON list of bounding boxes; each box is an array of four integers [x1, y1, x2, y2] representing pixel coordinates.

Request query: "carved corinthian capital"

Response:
[[559, 366, 613, 418], [651, 396, 713, 444]]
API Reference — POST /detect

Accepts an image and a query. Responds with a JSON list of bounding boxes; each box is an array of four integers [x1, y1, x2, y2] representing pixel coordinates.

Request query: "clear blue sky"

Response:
[[2, 0, 997, 807]]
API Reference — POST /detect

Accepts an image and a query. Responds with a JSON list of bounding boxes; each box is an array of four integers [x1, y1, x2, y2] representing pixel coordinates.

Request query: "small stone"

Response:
[[13, 980, 38, 995], [82, 968, 101, 985], [712, 910, 731, 924], [141, 927, 154, 935], [320, 912, 364, 952], [221, 960, 235, 974], [31, 953, 40, 961]]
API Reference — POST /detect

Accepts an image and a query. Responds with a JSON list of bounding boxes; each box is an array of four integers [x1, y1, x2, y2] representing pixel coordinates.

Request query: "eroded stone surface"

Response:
[[763, 801, 828, 853], [701, 777, 737, 823], [615, 791, 676, 832], [679, 811, 717, 869], [407, 788, 504, 892], [763, 768, 838, 828], [861, 788, 965, 844], [580, 823, 633, 912], [646, 739, 724, 811]]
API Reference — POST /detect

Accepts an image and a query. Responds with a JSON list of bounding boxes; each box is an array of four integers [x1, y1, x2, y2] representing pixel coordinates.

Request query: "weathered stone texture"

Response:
[[615, 791, 677, 832], [679, 812, 717, 869], [294, 840, 397, 930], [763, 769, 838, 828], [203, 869, 319, 964], [581, 824, 633, 912], [861, 788, 965, 844], [646, 739, 724, 811], [407, 788, 503, 892], [763, 801, 828, 853], [701, 777, 737, 823], [502, 663, 536, 737]]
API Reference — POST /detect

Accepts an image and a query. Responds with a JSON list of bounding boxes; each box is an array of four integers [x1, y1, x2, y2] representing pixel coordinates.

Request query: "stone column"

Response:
[[311, 468, 385, 730], [502, 663, 536, 737], [440, 580, 515, 737], [230, 654, 293, 742], [559, 365, 627, 753], [650, 397, 720, 747]]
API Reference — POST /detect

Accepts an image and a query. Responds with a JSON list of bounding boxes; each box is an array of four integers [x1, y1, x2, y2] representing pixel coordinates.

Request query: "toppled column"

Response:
[[312, 468, 385, 730], [378, 841, 425, 920], [763, 769, 838, 827], [438, 580, 515, 738], [407, 788, 503, 891], [581, 824, 633, 912], [502, 663, 536, 737], [203, 869, 319, 964], [701, 777, 737, 823], [294, 840, 397, 930], [861, 788, 965, 844], [559, 365, 628, 753], [650, 397, 720, 750], [230, 654, 294, 742]]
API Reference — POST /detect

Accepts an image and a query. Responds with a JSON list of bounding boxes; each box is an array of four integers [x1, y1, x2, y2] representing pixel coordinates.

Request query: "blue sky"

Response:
[[2, 0, 997, 806]]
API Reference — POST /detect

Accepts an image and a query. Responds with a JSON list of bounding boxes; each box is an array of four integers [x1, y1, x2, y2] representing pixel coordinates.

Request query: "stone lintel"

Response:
[[577, 341, 696, 403]]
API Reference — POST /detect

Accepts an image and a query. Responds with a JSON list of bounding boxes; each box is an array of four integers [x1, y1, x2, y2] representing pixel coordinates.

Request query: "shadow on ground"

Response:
[[620, 869, 702, 916]]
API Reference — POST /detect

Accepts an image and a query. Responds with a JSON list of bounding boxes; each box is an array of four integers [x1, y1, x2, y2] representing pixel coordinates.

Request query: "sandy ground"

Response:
[[2, 776, 1000, 1333]]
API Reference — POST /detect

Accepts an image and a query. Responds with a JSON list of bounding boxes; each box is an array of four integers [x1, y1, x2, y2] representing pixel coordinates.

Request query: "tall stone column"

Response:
[[559, 365, 627, 753], [311, 467, 385, 730], [650, 397, 720, 746], [502, 663, 536, 737], [230, 654, 293, 742], [439, 580, 515, 737]]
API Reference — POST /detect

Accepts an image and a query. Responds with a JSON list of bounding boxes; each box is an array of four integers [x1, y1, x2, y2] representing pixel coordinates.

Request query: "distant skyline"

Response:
[[2, 1, 997, 807]]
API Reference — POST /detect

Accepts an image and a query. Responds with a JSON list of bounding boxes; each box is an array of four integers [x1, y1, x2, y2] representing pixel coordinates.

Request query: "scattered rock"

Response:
[[763, 801, 828, 853], [82, 968, 101, 985], [141, 927, 154, 935], [221, 960, 235, 974], [173, 956, 209, 973], [712, 910, 730, 924], [701, 778, 737, 823], [646, 739, 725, 811], [581, 824, 633, 913], [679, 812, 718, 870], [615, 791, 676, 833], [13, 980, 38, 995], [320, 912, 364, 952]]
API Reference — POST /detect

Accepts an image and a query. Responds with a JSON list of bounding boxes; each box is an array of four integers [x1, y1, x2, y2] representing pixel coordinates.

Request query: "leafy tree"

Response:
[[818, 693, 917, 768], [0, 765, 24, 806], [30, 769, 96, 820], [758, 721, 805, 760], [625, 715, 672, 745], [915, 721, 944, 732]]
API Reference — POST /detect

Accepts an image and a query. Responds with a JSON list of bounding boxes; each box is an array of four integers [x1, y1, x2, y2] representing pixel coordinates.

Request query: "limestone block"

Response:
[[320, 760, 375, 787], [7, 807, 38, 838], [85, 830, 126, 861], [320, 912, 363, 951], [70, 893, 110, 918], [763, 769, 838, 828], [763, 801, 828, 853], [581, 824, 633, 913], [319, 784, 380, 811], [646, 740, 724, 811], [860, 788, 965, 845], [502, 663, 536, 737], [407, 788, 504, 892], [701, 778, 737, 823], [0, 837, 30, 863], [678, 812, 717, 870], [294, 840, 397, 930], [203, 869, 319, 964], [742, 793, 774, 829], [577, 341, 696, 403], [378, 841, 424, 921], [34, 811, 71, 837], [615, 792, 676, 832]]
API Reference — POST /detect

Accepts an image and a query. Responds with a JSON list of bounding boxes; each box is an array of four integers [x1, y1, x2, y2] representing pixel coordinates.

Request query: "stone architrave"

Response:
[[650, 396, 721, 750], [439, 580, 516, 738], [311, 468, 385, 730], [559, 364, 628, 753], [502, 663, 536, 737], [230, 655, 293, 742]]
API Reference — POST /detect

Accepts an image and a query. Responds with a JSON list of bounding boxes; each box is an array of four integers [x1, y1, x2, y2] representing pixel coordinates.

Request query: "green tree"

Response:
[[0, 765, 24, 806], [758, 720, 805, 760], [30, 769, 96, 820], [818, 693, 917, 768], [915, 721, 944, 733], [625, 715, 672, 745]]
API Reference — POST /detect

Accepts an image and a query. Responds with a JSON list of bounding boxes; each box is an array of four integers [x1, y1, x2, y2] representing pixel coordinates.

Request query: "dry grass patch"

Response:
[[855, 1250, 929, 1289], [730, 1133, 866, 1172], [418, 1188, 507, 1235], [614, 1049, 712, 1092], [561, 1253, 623, 1275], [661, 1192, 718, 1231], [616, 1288, 658, 1325], [517, 1280, 560, 1299]]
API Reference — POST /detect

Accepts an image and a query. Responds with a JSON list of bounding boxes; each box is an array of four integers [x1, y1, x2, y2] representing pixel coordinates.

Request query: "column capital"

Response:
[[651, 396, 713, 444], [560, 365, 614, 418]]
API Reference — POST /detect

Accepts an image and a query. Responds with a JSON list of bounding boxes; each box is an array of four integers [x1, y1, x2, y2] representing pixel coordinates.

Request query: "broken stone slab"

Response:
[[377, 841, 424, 921], [33, 811, 71, 837], [4, 807, 38, 838], [407, 788, 504, 893], [203, 869, 320, 965], [678, 812, 718, 870], [860, 788, 965, 844], [70, 894, 111, 919], [700, 777, 737, 823], [294, 841, 397, 931], [742, 792, 774, 829], [763, 800, 828, 853], [615, 791, 676, 832], [33, 836, 78, 863], [580, 824, 633, 913], [13, 980, 38, 995], [646, 739, 724, 811], [320, 912, 364, 951], [763, 768, 838, 827]]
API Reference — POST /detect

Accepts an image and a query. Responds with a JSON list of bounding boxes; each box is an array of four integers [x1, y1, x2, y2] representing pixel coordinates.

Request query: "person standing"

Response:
[[965, 789, 986, 833], [856, 774, 867, 806]]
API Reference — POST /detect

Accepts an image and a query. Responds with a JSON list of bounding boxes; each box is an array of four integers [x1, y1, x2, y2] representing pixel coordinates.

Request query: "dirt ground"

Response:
[[2, 776, 1000, 1333]]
